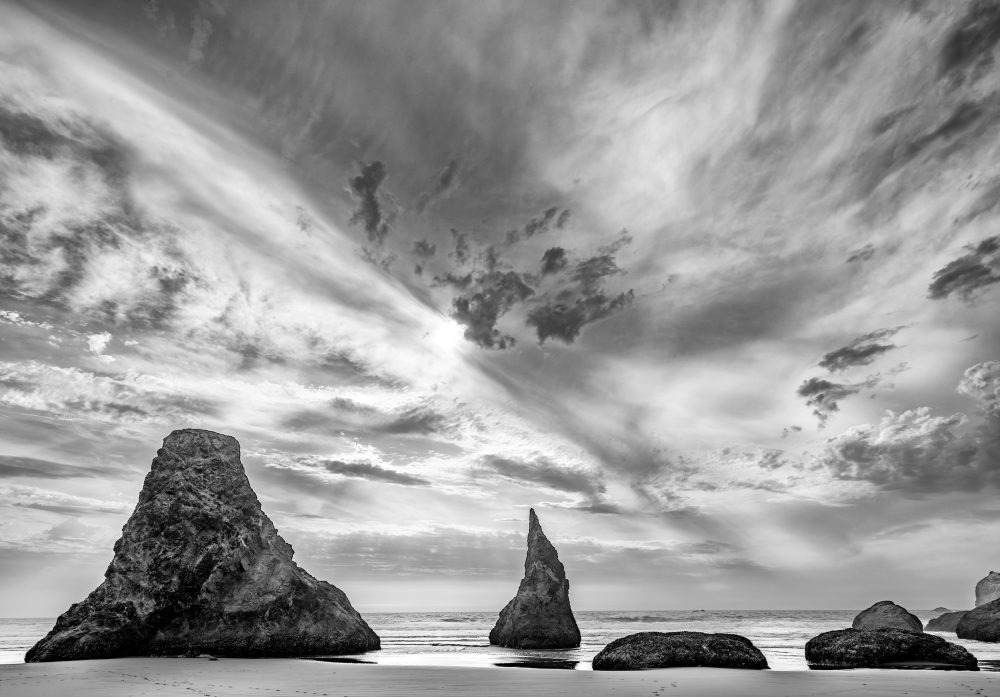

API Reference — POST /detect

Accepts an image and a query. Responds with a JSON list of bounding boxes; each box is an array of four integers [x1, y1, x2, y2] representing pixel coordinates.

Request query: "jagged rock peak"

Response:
[[26, 429, 380, 662], [489, 508, 581, 649], [976, 571, 1000, 607]]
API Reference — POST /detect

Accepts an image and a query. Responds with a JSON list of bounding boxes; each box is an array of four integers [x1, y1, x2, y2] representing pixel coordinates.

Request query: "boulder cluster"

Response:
[[805, 600, 977, 670]]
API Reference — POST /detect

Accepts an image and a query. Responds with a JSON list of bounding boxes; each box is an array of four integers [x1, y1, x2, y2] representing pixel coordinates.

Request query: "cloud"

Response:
[[0, 454, 123, 479], [846, 244, 875, 263], [416, 159, 460, 213], [958, 361, 1000, 416], [523, 206, 561, 237], [797, 375, 880, 426], [540, 247, 568, 275], [347, 160, 393, 246], [818, 327, 903, 372], [412, 239, 436, 259], [451, 270, 534, 349], [927, 235, 1000, 301], [265, 452, 430, 488], [818, 408, 982, 492], [319, 459, 429, 486], [0, 484, 131, 515], [527, 287, 634, 345], [477, 454, 606, 499], [0, 360, 218, 424]]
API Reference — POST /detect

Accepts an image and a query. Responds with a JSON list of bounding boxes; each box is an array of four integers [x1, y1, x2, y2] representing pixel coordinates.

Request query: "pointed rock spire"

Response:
[[489, 508, 581, 649], [27, 429, 379, 661]]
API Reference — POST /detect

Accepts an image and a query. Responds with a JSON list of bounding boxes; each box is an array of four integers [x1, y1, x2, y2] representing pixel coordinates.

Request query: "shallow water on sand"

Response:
[[5, 611, 1000, 670]]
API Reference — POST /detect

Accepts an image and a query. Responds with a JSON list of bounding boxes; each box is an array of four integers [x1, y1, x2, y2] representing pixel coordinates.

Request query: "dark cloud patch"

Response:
[[572, 501, 623, 515], [451, 271, 534, 349], [347, 160, 393, 246], [523, 206, 560, 237], [846, 244, 875, 263], [478, 454, 606, 498], [797, 375, 879, 426], [0, 455, 122, 479], [374, 406, 446, 435], [928, 236, 1000, 301], [526, 288, 634, 344], [432, 272, 473, 290], [939, 0, 1000, 80], [450, 229, 470, 265], [781, 425, 803, 439], [540, 247, 568, 275], [556, 209, 571, 229], [319, 459, 429, 486], [818, 327, 903, 372], [413, 239, 436, 258], [282, 401, 446, 437], [416, 159, 460, 213]]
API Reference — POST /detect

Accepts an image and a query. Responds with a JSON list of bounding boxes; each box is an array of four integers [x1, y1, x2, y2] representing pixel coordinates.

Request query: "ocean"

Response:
[[5, 610, 1000, 671]]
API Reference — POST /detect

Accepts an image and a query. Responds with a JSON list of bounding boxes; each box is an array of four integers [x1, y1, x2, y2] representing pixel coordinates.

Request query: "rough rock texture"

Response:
[[592, 631, 768, 671], [852, 600, 923, 632], [489, 509, 580, 649], [958, 598, 1000, 642], [976, 572, 1000, 607], [26, 429, 379, 662], [805, 628, 978, 670], [926, 611, 969, 633]]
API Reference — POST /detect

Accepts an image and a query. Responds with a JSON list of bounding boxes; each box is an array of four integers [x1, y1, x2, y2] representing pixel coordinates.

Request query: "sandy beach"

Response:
[[1, 658, 999, 697]]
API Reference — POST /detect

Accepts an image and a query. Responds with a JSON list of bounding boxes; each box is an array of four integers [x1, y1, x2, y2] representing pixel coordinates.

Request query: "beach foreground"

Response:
[[1, 658, 999, 697]]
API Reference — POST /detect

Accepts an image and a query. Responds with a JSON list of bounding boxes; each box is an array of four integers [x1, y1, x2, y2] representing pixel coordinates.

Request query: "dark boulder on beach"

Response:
[[489, 508, 580, 649], [592, 631, 769, 670], [926, 611, 968, 633], [958, 598, 1000, 642], [852, 600, 923, 632], [805, 628, 978, 669], [26, 429, 379, 662], [976, 572, 1000, 607]]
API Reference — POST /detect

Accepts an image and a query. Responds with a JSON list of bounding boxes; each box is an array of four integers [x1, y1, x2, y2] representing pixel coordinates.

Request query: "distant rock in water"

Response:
[[852, 600, 923, 632], [976, 572, 1000, 607], [958, 598, 1000, 642], [932, 606, 951, 613], [926, 611, 968, 633], [592, 631, 768, 670], [805, 628, 978, 670], [26, 429, 379, 662], [489, 508, 580, 649]]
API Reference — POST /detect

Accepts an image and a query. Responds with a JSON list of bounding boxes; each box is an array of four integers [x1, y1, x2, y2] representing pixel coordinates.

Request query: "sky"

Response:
[[1, 0, 999, 616]]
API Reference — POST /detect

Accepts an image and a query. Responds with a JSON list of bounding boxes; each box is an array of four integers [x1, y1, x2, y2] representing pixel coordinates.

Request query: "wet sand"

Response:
[[2, 657, 999, 696]]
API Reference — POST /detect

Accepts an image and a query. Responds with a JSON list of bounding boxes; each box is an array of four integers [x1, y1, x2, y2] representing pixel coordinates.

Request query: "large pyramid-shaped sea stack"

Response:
[[26, 429, 379, 662], [489, 508, 581, 649]]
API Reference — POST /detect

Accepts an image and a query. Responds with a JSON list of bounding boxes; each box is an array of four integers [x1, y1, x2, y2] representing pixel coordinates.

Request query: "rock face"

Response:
[[852, 600, 923, 632], [976, 572, 1000, 607], [958, 598, 1000, 642], [926, 611, 968, 633], [805, 629, 978, 670], [592, 631, 768, 670], [26, 429, 379, 662], [489, 508, 580, 649]]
